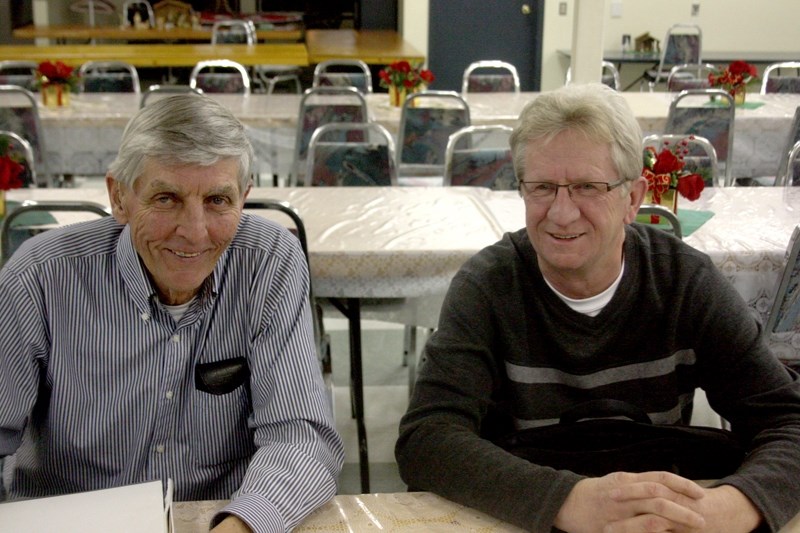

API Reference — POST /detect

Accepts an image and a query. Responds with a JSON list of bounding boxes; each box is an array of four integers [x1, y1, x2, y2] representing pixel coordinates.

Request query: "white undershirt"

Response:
[[162, 297, 195, 323], [544, 260, 626, 317]]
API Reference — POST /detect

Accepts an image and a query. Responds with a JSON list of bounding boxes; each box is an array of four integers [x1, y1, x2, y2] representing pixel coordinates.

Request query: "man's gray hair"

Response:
[[108, 94, 254, 191], [510, 83, 642, 185]]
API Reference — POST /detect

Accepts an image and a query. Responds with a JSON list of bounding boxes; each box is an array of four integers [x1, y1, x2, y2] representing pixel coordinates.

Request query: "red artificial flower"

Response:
[[419, 69, 435, 83], [378, 70, 391, 83], [37, 60, 74, 83], [0, 154, 25, 191], [728, 60, 758, 78], [652, 148, 684, 175], [676, 173, 704, 201], [391, 60, 412, 74]]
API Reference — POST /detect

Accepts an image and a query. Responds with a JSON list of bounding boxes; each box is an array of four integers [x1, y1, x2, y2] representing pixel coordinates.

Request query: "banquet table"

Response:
[[9, 91, 799, 181], [0, 43, 309, 68], [11, 24, 303, 43], [173, 491, 800, 533]]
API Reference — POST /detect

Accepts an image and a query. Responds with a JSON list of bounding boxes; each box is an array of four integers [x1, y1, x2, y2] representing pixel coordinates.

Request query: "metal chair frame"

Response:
[[565, 61, 621, 91], [443, 124, 515, 188], [304, 122, 397, 187], [189, 59, 251, 96], [760, 61, 800, 94], [78, 60, 141, 94], [667, 63, 716, 92], [637, 204, 683, 239], [461, 60, 521, 93], [290, 86, 368, 186], [665, 89, 735, 187], [774, 107, 800, 186], [210, 19, 256, 45], [396, 90, 471, 178], [313, 59, 373, 94], [765, 224, 800, 334], [643, 133, 722, 188], [644, 23, 702, 91], [0, 61, 39, 92], [1, 200, 111, 263]]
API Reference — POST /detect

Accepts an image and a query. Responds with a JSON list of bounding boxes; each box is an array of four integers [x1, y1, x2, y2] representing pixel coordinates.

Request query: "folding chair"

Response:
[[396, 90, 471, 178], [643, 133, 722, 188], [313, 59, 373, 94], [565, 61, 621, 91], [189, 60, 251, 95], [760, 62, 800, 94], [665, 89, 735, 186], [461, 60, 520, 93], [290, 87, 368, 186], [0, 130, 37, 188], [774, 107, 800, 186], [765, 225, 800, 335], [643, 24, 702, 91], [443, 124, 515, 189], [667, 63, 716, 92], [305, 123, 396, 187], [0, 61, 39, 92], [0, 201, 110, 264], [79, 61, 140, 94], [636, 204, 683, 239]]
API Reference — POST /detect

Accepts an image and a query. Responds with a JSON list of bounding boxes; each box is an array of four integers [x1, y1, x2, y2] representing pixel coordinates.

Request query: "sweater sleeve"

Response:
[[396, 263, 583, 533], [685, 261, 800, 532]]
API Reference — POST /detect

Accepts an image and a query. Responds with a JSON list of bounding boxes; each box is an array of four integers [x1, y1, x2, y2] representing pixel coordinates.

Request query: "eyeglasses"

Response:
[[517, 178, 628, 202]]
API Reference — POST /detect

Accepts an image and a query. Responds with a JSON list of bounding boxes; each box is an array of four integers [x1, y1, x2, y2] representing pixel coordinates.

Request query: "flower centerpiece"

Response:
[[640, 137, 705, 223], [35, 60, 80, 108], [378, 60, 435, 107], [708, 60, 759, 105], [0, 136, 26, 218]]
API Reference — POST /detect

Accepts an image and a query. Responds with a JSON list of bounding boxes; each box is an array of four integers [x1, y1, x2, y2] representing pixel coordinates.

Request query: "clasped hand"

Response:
[[553, 471, 760, 533]]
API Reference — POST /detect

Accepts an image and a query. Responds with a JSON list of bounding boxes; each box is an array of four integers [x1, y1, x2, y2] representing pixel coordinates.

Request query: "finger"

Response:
[[611, 471, 705, 500], [604, 513, 684, 533], [630, 496, 706, 529]]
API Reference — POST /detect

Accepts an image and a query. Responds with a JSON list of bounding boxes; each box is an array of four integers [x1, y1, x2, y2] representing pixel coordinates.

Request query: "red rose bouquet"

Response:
[[0, 136, 25, 192], [708, 60, 759, 97], [641, 137, 705, 222], [35, 60, 80, 92], [378, 60, 435, 91]]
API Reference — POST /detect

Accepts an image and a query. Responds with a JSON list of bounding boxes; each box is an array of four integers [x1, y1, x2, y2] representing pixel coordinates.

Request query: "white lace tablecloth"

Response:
[[173, 493, 526, 533], [6, 186, 799, 362], [21, 92, 800, 180]]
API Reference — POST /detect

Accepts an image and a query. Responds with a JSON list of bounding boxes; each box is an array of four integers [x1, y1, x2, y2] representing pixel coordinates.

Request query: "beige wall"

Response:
[[401, 0, 800, 91]]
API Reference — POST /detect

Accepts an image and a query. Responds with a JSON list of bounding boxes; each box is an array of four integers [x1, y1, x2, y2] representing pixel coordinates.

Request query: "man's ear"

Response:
[[623, 176, 649, 224], [106, 174, 129, 225]]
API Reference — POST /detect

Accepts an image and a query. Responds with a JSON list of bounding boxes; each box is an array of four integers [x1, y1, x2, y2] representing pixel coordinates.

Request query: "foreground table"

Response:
[[173, 491, 800, 532], [0, 43, 309, 67]]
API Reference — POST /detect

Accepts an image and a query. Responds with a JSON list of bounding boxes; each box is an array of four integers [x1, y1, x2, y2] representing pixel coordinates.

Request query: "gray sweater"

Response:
[[396, 224, 800, 532]]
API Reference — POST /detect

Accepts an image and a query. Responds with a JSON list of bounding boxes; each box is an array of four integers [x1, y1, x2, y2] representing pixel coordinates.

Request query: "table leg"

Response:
[[327, 297, 370, 493]]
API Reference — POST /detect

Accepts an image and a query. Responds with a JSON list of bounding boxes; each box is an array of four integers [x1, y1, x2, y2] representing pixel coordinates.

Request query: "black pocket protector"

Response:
[[195, 357, 250, 395]]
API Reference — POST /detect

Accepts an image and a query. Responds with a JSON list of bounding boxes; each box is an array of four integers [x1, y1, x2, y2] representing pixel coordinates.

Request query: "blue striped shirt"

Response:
[[0, 214, 344, 532]]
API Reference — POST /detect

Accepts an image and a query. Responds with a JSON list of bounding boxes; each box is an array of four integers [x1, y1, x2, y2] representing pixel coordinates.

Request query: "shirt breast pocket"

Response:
[[190, 357, 256, 467]]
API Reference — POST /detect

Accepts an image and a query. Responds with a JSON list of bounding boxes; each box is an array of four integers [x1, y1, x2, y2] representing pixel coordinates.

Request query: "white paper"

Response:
[[0, 480, 171, 533]]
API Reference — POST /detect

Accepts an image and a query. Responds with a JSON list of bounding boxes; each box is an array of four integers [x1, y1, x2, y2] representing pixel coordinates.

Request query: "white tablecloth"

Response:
[[16, 91, 800, 180], [5, 186, 800, 362]]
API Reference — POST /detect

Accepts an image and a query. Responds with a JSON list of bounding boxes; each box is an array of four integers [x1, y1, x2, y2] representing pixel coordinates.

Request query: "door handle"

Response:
[[521, 3, 532, 15]]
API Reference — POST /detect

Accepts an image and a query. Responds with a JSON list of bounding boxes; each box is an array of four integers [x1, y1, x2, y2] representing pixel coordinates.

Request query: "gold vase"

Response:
[[733, 86, 746, 105], [0, 189, 6, 219], [637, 187, 677, 224], [42, 84, 71, 108], [389, 85, 406, 107]]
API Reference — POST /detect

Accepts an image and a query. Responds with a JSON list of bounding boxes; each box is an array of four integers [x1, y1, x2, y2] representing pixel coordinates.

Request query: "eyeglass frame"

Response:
[[516, 177, 631, 201]]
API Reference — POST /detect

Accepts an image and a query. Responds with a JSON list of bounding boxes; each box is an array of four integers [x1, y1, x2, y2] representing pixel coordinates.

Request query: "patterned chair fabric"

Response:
[[449, 149, 515, 189], [79, 61, 140, 94], [667, 64, 716, 92], [760, 62, 800, 94], [189, 60, 251, 95], [313, 60, 372, 94], [665, 89, 735, 186], [211, 20, 256, 45], [400, 108, 470, 166], [462, 61, 520, 93], [466, 74, 517, 93], [0, 130, 35, 188], [309, 145, 393, 187], [291, 87, 369, 185]]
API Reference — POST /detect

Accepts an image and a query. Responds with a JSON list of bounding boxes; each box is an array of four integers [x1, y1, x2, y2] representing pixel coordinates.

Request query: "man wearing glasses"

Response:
[[396, 84, 800, 532]]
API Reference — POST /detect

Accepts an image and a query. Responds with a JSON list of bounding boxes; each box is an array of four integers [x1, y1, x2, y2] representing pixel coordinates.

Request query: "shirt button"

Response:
[[155, 444, 165, 454], [165, 390, 174, 400], [140, 312, 150, 321], [171, 334, 180, 343]]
